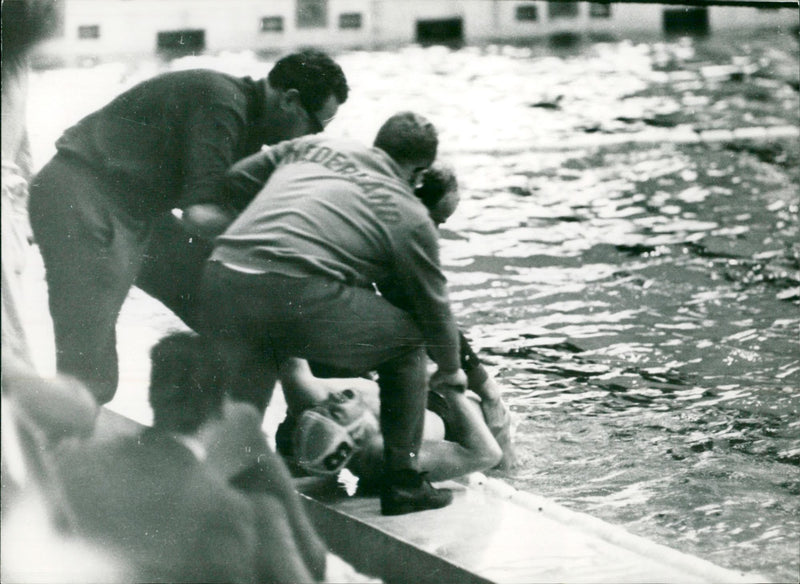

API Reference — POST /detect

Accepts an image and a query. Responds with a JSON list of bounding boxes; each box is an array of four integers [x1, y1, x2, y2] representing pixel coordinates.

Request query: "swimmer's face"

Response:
[[323, 389, 380, 446], [324, 388, 365, 424]]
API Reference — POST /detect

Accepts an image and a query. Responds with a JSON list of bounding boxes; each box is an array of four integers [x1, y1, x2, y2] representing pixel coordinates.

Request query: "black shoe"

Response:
[[380, 470, 453, 516]]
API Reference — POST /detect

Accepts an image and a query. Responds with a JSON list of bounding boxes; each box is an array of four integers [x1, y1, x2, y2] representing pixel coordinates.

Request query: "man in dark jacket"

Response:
[[28, 50, 349, 404]]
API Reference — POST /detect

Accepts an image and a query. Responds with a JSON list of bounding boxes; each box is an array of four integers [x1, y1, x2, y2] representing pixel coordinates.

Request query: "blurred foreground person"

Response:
[[200, 112, 460, 515], [2, 0, 60, 366], [1, 354, 97, 459], [1, 353, 97, 521], [29, 49, 349, 404], [201, 400, 330, 583], [2, 4, 119, 578], [55, 332, 323, 583], [1, 354, 117, 584], [1, 490, 125, 584]]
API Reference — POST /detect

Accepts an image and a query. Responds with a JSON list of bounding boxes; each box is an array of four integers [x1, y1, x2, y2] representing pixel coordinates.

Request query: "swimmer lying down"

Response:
[[276, 358, 513, 484]]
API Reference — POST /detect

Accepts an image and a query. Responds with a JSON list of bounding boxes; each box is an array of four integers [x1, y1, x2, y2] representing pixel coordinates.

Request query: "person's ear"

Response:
[[280, 88, 303, 113]]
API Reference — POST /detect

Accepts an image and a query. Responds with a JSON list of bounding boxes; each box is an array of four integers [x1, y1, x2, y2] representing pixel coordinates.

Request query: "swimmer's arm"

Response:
[[278, 358, 331, 415], [473, 376, 518, 470], [457, 331, 497, 399], [419, 391, 501, 482], [451, 336, 519, 469], [349, 395, 504, 483]]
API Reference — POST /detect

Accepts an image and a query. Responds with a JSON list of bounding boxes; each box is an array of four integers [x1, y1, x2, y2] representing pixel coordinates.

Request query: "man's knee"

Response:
[[376, 345, 427, 386], [384, 344, 426, 367], [58, 361, 117, 406]]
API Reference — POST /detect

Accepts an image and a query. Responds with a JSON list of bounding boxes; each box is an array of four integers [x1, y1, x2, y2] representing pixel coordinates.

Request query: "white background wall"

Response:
[[32, 0, 799, 65]]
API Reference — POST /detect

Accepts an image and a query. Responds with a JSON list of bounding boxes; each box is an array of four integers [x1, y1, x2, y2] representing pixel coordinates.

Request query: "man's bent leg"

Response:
[[375, 347, 428, 473], [197, 262, 281, 414], [29, 158, 150, 404], [376, 347, 453, 514], [200, 271, 452, 514], [273, 278, 453, 515], [136, 214, 213, 331], [271, 278, 432, 473]]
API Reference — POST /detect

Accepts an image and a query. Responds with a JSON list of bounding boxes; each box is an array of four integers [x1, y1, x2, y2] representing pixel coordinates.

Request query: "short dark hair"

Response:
[[268, 49, 349, 114], [149, 332, 225, 434], [373, 112, 438, 168], [415, 161, 458, 210]]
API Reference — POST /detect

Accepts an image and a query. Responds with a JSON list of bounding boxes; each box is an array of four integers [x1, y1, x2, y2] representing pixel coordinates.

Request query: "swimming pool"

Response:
[[27, 27, 799, 582]]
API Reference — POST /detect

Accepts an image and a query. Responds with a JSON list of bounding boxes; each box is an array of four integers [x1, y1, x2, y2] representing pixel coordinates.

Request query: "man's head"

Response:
[[414, 161, 460, 226], [263, 49, 349, 143], [293, 388, 379, 476], [149, 332, 225, 434], [374, 112, 438, 187]]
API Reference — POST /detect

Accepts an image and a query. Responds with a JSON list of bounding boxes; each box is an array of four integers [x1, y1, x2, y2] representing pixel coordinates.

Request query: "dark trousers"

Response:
[[199, 262, 428, 473], [136, 213, 212, 331], [29, 155, 152, 404]]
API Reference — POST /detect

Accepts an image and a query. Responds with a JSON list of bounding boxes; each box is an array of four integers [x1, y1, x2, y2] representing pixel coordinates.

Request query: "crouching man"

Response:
[[199, 112, 464, 515]]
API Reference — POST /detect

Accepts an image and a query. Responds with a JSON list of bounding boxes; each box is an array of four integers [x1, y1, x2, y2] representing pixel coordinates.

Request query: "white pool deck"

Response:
[[298, 475, 766, 584], [92, 400, 767, 584]]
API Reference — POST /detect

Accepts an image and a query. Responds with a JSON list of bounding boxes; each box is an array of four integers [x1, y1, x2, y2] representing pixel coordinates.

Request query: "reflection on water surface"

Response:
[[29, 29, 799, 582], [433, 37, 799, 581]]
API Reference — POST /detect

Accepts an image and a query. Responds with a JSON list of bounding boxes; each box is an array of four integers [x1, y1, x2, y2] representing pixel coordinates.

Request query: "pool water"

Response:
[[450, 137, 799, 581], [27, 28, 799, 582]]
